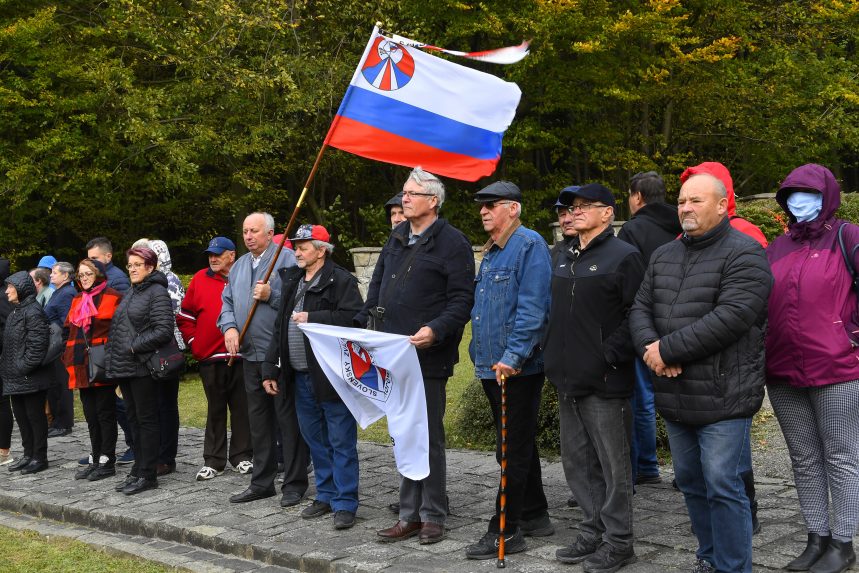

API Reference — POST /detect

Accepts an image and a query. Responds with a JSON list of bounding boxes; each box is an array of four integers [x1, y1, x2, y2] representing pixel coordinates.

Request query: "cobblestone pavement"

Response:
[[0, 419, 834, 572]]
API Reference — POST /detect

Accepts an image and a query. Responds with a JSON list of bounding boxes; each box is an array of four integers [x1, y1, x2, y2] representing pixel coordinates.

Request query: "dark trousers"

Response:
[[157, 377, 180, 466], [11, 391, 48, 461], [400, 377, 448, 525], [116, 396, 133, 449], [120, 376, 160, 481], [482, 374, 549, 532], [200, 360, 251, 470], [80, 385, 118, 463], [47, 360, 74, 429], [0, 394, 13, 450], [243, 360, 308, 494]]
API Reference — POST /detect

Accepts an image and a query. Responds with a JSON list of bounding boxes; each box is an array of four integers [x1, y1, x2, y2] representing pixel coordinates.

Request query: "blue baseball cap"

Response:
[[37, 255, 57, 269], [554, 185, 580, 208], [204, 237, 236, 255]]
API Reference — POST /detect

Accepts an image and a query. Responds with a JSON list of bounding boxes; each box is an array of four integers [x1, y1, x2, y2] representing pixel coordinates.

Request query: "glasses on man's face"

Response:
[[482, 200, 512, 210], [126, 262, 146, 270], [567, 202, 608, 214], [401, 190, 435, 199], [78, 271, 95, 278]]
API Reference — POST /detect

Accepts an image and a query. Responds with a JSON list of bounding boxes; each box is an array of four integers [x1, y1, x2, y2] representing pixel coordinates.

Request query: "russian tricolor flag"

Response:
[[325, 28, 522, 182]]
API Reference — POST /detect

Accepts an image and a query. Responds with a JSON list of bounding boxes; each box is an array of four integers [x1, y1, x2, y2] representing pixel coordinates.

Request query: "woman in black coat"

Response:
[[105, 247, 175, 495], [1, 271, 54, 474]]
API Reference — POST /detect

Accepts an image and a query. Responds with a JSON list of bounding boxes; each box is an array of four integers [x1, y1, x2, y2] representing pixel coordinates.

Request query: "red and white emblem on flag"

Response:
[[340, 339, 393, 402]]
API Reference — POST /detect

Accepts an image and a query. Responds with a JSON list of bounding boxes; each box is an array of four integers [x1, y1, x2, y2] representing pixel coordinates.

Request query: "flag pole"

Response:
[[228, 22, 382, 366], [497, 373, 508, 568]]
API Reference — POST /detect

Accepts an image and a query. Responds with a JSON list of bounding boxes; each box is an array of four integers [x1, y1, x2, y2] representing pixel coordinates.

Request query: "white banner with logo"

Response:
[[298, 323, 429, 480]]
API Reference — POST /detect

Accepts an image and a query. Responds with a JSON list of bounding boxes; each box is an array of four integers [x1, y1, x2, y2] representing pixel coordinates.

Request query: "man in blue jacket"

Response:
[[465, 181, 553, 559]]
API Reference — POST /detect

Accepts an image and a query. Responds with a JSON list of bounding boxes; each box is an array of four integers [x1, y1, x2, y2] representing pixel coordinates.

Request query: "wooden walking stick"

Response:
[[497, 372, 508, 568]]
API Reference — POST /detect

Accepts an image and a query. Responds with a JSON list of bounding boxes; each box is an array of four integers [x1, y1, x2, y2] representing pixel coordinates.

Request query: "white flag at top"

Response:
[[298, 322, 429, 481]]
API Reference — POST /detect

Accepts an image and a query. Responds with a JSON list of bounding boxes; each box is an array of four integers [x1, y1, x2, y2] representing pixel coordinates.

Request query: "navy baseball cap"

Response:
[[560, 183, 616, 208], [554, 185, 580, 208], [474, 181, 523, 203], [204, 237, 236, 255]]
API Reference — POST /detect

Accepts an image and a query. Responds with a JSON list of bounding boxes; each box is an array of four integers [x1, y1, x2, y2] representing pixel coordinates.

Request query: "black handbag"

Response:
[[82, 330, 106, 383], [145, 337, 186, 380]]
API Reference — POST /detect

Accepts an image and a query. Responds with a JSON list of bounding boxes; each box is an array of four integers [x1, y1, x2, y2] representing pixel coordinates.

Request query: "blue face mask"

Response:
[[787, 191, 823, 223]]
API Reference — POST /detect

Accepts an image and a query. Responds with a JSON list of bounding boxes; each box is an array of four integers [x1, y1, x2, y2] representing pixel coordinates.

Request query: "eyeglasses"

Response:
[[402, 190, 435, 198], [78, 271, 95, 278], [564, 202, 609, 214], [482, 201, 512, 210], [126, 262, 146, 270]]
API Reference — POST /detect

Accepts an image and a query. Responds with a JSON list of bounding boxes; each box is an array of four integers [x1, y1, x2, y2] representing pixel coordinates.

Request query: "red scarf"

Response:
[[70, 281, 108, 332]]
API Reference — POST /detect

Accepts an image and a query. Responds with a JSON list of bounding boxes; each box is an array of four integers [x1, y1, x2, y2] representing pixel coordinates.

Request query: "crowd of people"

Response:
[[0, 162, 857, 573]]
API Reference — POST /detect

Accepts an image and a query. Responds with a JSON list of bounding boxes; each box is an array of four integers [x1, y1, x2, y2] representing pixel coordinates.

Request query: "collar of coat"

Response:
[[681, 216, 732, 250]]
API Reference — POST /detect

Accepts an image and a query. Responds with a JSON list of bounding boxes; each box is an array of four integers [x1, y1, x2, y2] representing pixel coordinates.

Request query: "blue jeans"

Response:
[[630, 358, 659, 481], [293, 371, 359, 513], [666, 417, 752, 573]]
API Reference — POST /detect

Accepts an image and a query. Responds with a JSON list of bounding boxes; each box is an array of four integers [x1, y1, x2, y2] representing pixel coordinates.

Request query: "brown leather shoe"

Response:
[[377, 520, 421, 542], [419, 522, 445, 544]]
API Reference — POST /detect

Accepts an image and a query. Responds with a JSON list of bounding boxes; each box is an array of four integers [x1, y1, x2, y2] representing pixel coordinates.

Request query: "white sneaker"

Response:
[[0, 451, 13, 466], [235, 460, 253, 475], [196, 466, 223, 481]]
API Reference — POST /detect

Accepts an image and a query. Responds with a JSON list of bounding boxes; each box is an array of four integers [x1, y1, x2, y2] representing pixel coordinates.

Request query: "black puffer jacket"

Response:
[[262, 259, 364, 402], [617, 201, 682, 263], [106, 271, 175, 380], [0, 271, 54, 395], [629, 218, 773, 425]]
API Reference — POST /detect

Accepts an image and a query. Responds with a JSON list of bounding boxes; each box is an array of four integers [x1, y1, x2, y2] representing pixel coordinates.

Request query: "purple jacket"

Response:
[[766, 164, 859, 388]]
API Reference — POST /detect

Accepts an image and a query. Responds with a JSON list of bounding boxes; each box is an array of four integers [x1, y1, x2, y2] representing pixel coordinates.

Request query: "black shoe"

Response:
[[388, 501, 400, 514], [752, 514, 762, 535], [786, 533, 831, 571], [122, 477, 158, 495], [333, 510, 356, 530], [582, 543, 637, 573], [230, 487, 276, 504], [301, 500, 332, 519], [115, 475, 137, 492], [809, 539, 855, 573], [466, 529, 527, 560], [281, 491, 303, 507], [567, 496, 579, 508], [635, 473, 661, 485], [88, 464, 116, 481], [47, 427, 71, 438], [691, 558, 715, 573], [20, 459, 48, 475], [75, 464, 98, 480], [8, 456, 31, 472], [557, 534, 600, 564], [520, 514, 555, 537]]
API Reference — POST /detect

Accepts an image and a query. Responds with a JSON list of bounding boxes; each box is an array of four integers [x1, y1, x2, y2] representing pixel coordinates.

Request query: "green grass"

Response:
[[0, 527, 175, 572]]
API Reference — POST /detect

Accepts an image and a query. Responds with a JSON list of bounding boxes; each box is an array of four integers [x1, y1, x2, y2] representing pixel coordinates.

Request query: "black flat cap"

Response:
[[474, 181, 523, 203], [562, 183, 616, 208]]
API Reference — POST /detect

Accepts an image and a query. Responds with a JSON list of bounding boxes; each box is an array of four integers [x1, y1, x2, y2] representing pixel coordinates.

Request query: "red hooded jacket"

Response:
[[680, 162, 768, 247]]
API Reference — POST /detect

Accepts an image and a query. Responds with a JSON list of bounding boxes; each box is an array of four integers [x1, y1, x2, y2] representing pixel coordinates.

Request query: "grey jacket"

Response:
[[218, 242, 296, 361]]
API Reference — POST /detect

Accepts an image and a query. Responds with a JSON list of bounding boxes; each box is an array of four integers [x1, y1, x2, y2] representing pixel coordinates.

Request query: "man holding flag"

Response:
[[356, 167, 475, 545]]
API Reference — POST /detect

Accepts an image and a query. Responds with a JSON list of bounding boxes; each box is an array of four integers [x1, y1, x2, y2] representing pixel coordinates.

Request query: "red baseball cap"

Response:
[[290, 224, 331, 243]]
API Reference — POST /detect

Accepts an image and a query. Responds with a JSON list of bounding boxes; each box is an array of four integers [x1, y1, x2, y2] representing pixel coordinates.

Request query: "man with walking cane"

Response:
[[464, 181, 553, 560]]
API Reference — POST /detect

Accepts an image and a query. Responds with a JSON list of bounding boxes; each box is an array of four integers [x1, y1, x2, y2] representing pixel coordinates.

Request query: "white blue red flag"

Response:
[[298, 322, 429, 481], [324, 26, 523, 181]]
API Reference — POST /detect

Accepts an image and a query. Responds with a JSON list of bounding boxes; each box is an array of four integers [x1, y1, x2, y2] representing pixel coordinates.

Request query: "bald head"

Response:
[[678, 174, 729, 237]]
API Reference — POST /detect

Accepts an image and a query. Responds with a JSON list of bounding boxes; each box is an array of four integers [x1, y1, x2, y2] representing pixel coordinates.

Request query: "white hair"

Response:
[[311, 239, 334, 255], [247, 212, 276, 232], [407, 166, 445, 208], [511, 201, 522, 218]]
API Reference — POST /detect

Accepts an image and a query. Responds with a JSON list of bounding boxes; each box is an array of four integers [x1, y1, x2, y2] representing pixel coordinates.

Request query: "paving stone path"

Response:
[[0, 417, 837, 572]]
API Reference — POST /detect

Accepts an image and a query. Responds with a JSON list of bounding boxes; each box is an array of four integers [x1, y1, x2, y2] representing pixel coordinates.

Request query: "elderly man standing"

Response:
[[545, 183, 644, 573], [218, 212, 309, 507], [464, 181, 553, 560], [178, 237, 253, 481], [45, 262, 77, 438], [358, 167, 474, 545], [629, 173, 772, 573], [262, 224, 364, 530]]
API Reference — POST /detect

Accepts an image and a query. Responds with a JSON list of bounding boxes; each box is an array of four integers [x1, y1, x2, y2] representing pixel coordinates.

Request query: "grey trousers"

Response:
[[559, 392, 634, 550], [399, 377, 447, 525]]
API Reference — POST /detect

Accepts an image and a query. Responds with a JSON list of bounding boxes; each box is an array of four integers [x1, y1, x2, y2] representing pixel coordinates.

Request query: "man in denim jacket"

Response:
[[465, 181, 553, 560]]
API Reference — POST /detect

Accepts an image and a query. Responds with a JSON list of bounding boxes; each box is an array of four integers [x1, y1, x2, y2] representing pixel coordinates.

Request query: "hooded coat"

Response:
[[0, 271, 54, 395], [680, 162, 768, 248], [766, 164, 859, 388], [149, 239, 186, 350], [617, 201, 682, 263], [105, 270, 175, 380]]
